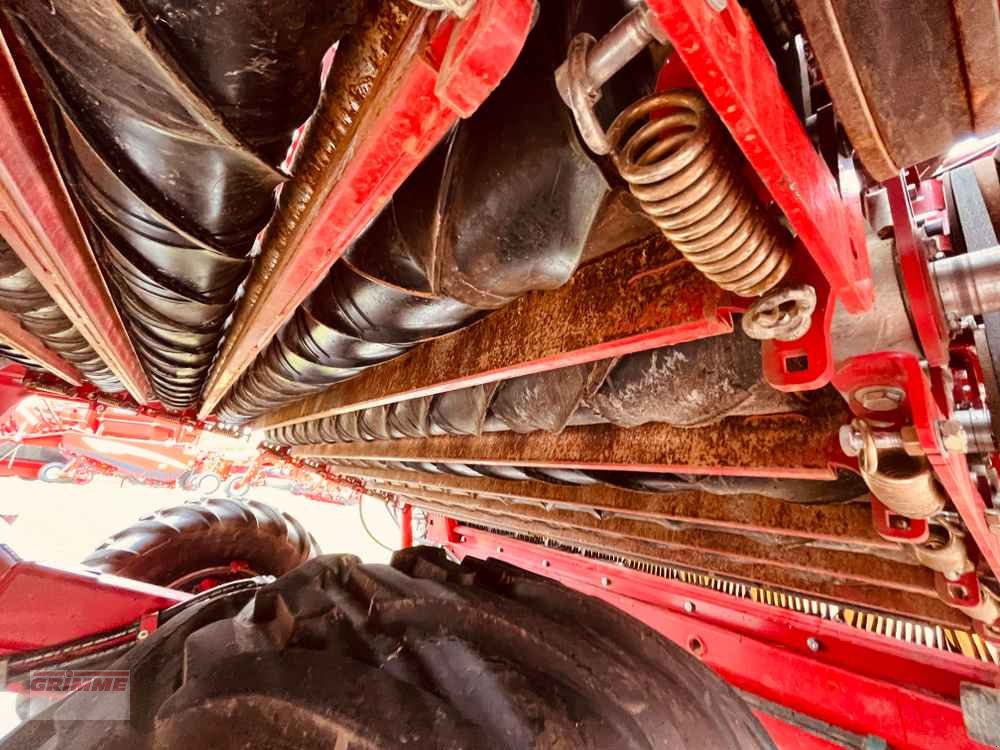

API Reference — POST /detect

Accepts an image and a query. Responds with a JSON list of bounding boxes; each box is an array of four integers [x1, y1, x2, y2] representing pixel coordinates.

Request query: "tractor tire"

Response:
[[11, 547, 774, 749], [36, 462, 68, 483], [222, 473, 251, 499], [80, 498, 319, 590]]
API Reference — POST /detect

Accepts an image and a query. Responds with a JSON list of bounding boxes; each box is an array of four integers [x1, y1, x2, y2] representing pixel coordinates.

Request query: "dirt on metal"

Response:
[[327, 462, 888, 547], [293, 390, 848, 479], [408, 499, 969, 627], [254, 235, 733, 429]]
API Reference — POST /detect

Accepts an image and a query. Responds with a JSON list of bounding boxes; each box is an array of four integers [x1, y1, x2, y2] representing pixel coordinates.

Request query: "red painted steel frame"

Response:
[[0, 552, 188, 655], [429, 520, 996, 750], [0, 33, 153, 404], [399, 503, 413, 549], [887, 175, 952, 366], [834, 350, 1000, 587], [198, 0, 536, 419], [0, 307, 82, 386], [646, 0, 872, 314]]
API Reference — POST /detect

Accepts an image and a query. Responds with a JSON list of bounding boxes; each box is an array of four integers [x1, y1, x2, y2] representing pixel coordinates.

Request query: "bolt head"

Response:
[[600, 576, 612, 587], [684, 601, 696, 613], [541, 560, 550, 568], [806, 636, 821, 652], [838, 424, 863, 456], [137, 630, 149, 641], [939, 420, 968, 454], [855, 386, 905, 412]]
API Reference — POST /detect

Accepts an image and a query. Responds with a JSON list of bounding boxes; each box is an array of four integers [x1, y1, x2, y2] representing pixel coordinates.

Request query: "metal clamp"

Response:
[[555, 4, 669, 155]]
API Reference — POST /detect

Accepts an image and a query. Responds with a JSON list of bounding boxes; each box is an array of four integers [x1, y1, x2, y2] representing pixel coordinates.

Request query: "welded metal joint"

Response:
[[555, 4, 669, 154]]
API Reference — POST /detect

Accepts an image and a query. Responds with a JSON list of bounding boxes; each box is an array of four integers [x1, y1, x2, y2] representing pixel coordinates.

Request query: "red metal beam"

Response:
[[400, 503, 413, 549], [0, 31, 153, 404], [433, 522, 995, 750], [646, 0, 872, 314], [405, 499, 951, 624], [199, 0, 536, 419], [252, 238, 734, 430], [0, 308, 81, 385]]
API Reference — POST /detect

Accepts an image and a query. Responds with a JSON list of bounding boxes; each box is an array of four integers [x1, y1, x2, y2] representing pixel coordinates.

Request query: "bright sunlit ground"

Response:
[[0, 474, 400, 738]]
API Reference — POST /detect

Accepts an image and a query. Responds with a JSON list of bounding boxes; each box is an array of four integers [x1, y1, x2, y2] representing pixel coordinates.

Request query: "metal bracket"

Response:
[[555, 4, 669, 155], [870, 498, 930, 544]]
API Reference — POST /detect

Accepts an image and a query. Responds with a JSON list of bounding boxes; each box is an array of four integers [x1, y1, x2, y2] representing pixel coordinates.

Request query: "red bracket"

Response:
[[834, 352, 1000, 581], [870, 498, 930, 544], [886, 175, 951, 366], [646, 0, 872, 314], [760, 256, 836, 391], [935, 570, 983, 610], [137, 611, 159, 639]]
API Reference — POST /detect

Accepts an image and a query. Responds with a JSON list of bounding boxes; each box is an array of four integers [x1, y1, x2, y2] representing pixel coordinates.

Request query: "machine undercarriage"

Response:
[[0, 0, 999, 747]]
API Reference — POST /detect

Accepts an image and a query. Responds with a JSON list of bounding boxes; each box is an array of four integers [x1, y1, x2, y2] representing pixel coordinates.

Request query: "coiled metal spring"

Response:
[[607, 90, 793, 297]]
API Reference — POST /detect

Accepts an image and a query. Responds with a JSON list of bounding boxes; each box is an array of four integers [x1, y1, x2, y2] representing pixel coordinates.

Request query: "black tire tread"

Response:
[[80, 497, 319, 586], [23, 546, 775, 749]]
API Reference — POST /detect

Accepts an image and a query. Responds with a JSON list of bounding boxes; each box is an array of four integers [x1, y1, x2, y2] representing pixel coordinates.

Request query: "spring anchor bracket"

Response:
[[555, 4, 669, 155]]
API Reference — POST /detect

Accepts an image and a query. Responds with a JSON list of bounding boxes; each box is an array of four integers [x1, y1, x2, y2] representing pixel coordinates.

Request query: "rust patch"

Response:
[[292, 391, 848, 479], [326, 461, 888, 547], [254, 235, 732, 429]]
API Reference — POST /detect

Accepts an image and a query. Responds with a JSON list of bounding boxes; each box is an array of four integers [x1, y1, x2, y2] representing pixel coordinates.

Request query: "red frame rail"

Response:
[[428, 519, 997, 750], [199, 0, 536, 418], [0, 32, 154, 404]]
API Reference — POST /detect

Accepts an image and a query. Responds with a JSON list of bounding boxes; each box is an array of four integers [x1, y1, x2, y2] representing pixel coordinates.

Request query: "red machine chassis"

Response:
[[0, 1, 996, 748]]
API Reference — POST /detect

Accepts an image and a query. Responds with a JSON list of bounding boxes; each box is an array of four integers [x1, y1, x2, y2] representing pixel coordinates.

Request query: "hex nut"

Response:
[[855, 386, 905, 412]]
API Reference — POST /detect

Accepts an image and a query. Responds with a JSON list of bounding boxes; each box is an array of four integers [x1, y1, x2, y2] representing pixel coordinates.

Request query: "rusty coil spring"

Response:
[[607, 90, 792, 297]]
